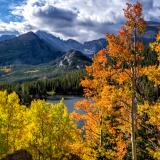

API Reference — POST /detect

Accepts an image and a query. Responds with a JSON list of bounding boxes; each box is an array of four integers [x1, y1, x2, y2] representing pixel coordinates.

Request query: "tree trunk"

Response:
[[131, 95, 137, 160], [130, 26, 138, 160]]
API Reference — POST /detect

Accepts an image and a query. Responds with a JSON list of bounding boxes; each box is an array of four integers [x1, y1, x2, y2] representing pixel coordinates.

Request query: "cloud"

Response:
[[0, 21, 34, 35], [0, 0, 160, 41], [32, 5, 78, 30], [35, 6, 77, 22]]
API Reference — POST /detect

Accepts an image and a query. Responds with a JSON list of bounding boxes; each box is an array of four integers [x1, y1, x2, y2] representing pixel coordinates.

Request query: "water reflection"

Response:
[[46, 95, 84, 113]]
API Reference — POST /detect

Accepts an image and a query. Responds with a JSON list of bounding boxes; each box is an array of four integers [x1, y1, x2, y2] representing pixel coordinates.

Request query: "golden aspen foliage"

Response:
[[139, 31, 160, 160], [0, 91, 27, 156], [0, 92, 80, 160]]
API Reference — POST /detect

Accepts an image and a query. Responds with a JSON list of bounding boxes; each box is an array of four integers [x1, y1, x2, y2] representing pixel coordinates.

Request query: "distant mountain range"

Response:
[[0, 21, 159, 83], [36, 30, 107, 56], [0, 35, 16, 42], [0, 21, 159, 66], [0, 31, 106, 66], [36, 31, 84, 53]]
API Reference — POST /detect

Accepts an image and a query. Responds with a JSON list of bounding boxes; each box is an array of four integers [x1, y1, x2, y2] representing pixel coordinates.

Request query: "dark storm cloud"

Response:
[[33, 5, 77, 27]]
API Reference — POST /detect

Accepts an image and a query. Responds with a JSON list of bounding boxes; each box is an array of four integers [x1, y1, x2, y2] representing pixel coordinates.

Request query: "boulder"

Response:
[[1, 149, 32, 160]]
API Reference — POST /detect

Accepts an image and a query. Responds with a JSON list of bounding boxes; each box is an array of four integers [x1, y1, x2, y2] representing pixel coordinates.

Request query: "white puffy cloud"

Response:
[[0, 0, 160, 41], [0, 21, 34, 35]]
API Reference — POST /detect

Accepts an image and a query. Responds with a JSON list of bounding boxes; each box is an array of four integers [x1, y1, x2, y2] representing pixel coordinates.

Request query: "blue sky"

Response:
[[0, 0, 159, 41], [0, 0, 23, 22]]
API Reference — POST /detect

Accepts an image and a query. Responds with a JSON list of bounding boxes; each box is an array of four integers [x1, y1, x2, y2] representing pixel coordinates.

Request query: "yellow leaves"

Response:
[[148, 103, 160, 129], [147, 31, 160, 88], [0, 91, 7, 104], [7, 92, 20, 104], [28, 99, 79, 158], [139, 102, 160, 129], [0, 91, 27, 155], [146, 33, 160, 85], [157, 32, 160, 41], [153, 149, 160, 160], [139, 102, 160, 159], [0, 92, 79, 159], [143, 62, 160, 85], [150, 42, 160, 54], [150, 32, 160, 59], [138, 102, 150, 116]]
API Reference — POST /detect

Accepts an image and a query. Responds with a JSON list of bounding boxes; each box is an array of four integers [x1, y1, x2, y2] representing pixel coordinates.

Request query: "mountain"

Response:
[[36, 31, 106, 55], [82, 21, 160, 53], [142, 21, 160, 44], [66, 39, 84, 52], [0, 32, 63, 65], [0, 50, 91, 83], [36, 31, 84, 52], [84, 38, 106, 55], [36, 21, 159, 57], [52, 49, 92, 69], [0, 21, 158, 65], [0, 35, 16, 42]]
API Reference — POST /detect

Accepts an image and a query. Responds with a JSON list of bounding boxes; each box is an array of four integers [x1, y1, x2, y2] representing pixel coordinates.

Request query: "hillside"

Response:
[[0, 50, 91, 83], [0, 32, 63, 65], [53, 49, 92, 69]]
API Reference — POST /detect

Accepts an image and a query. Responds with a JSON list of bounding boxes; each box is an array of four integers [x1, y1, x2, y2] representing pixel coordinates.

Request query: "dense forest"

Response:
[[0, 2, 160, 160], [0, 70, 85, 105]]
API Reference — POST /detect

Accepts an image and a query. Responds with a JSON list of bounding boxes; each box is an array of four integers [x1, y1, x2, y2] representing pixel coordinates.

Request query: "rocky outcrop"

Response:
[[1, 149, 32, 160]]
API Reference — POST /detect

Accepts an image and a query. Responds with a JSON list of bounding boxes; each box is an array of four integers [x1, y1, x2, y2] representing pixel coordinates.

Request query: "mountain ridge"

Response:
[[0, 21, 158, 66], [0, 32, 63, 66], [0, 21, 159, 83], [0, 49, 91, 83], [0, 35, 16, 42]]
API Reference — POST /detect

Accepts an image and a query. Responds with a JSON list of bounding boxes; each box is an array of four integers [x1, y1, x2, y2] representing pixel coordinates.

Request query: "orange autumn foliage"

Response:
[[72, 2, 150, 160]]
